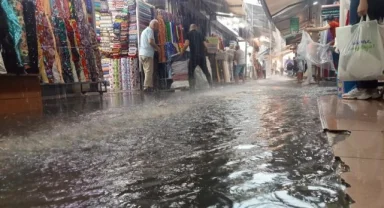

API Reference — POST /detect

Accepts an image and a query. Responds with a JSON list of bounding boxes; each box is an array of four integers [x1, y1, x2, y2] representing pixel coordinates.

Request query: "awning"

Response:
[[263, 0, 322, 38]]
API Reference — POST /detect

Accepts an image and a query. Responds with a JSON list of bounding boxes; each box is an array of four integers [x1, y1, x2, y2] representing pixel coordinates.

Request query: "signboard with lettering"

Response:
[[206, 37, 219, 54], [290, 17, 299, 34]]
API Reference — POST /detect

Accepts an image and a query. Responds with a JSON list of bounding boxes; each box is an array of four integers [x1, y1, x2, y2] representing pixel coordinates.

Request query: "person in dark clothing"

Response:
[[180, 24, 212, 90], [342, 0, 384, 99]]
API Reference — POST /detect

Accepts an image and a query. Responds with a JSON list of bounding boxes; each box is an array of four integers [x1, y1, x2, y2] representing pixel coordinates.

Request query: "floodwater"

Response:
[[0, 78, 348, 208]]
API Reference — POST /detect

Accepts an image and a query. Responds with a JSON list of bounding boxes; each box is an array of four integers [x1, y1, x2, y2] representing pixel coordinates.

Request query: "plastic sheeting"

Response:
[[171, 54, 188, 81], [297, 32, 333, 66]]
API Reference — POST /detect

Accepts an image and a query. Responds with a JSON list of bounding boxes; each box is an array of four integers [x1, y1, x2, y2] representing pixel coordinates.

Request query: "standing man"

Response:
[[234, 45, 246, 84], [139, 20, 160, 92], [180, 24, 212, 90]]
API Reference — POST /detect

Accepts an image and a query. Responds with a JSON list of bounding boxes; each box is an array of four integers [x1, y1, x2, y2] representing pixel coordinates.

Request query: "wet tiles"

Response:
[[318, 95, 384, 131], [331, 131, 384, 160], [340, 157, 384, 208]]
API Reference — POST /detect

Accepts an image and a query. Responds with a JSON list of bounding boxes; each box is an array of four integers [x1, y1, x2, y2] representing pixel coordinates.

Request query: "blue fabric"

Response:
[[350, 0, 359, 25], [234, 64, 245, 76], [1, 0, 22, 66]]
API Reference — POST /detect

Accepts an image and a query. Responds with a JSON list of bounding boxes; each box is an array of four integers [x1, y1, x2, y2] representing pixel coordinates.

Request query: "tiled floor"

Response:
[[318, 95, 384, 132], [319, 95, 384, 208]]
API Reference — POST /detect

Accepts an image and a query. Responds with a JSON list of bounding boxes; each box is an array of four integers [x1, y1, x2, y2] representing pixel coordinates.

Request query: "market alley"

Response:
[[0, 78, 348, 207]]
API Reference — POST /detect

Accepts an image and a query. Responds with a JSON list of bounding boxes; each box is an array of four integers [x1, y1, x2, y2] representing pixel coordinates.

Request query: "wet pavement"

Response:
[[0, 78, 348, 207]]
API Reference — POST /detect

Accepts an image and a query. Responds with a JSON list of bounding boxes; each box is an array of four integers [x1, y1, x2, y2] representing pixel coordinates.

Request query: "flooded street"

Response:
[[0, 78, 347, 208]]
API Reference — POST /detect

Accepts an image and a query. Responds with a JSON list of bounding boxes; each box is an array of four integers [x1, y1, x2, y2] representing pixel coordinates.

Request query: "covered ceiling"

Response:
[[263, 0, 323, 40]]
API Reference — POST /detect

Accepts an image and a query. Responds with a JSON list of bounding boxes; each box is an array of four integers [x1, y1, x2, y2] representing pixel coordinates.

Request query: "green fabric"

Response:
[[165, 22, 171, 42], [1, 0, 22, 66]]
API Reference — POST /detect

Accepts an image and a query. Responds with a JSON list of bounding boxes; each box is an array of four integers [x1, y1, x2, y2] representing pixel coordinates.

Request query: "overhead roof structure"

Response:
[[262, 0, 324, 41]]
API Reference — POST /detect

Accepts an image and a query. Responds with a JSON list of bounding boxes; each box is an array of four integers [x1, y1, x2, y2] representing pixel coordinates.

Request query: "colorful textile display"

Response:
[[0, 0, 102, 82]]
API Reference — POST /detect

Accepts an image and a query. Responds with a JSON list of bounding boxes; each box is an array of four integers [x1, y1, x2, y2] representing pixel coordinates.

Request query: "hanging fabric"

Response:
[[157, 15, 167, 63], [1, 0, 23, 67], [11, 0, 30, 69], [53, 17, 76, 83], [22, 0, 38, 74]]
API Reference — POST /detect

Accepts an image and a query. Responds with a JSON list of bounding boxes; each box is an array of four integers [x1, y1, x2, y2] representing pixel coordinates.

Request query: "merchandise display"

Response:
[[0, 0, 103, 84], [95, 0, 141, 91]]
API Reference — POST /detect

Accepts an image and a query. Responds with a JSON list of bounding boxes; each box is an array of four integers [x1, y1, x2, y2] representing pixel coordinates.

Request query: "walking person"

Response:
[[180, 24, 212, 90], [139, 20, 160, 93], [234, 45, 246, 84], [251, 48, 260, 80]]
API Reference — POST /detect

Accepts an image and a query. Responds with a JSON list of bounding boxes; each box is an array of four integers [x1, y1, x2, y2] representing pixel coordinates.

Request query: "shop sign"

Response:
[[206, 37, 219, 54], [290, 17, 299, 35]]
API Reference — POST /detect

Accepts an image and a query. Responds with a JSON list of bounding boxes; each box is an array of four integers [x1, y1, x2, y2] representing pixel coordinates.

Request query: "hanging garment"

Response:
[[65, 19, 84, 81], [70, 20, 88, 81], [36, 12, 63, 83], [89, 25, 103, 81], [22, 0, 38, 74], [52, 17, 76, 83], [36, 37, 48, 82], [11, 0, 30, 69], [0, 4, 24, 74], [157, 16, 166, 63], [1, 0, 23, 66], [74, 0, 99, 81]]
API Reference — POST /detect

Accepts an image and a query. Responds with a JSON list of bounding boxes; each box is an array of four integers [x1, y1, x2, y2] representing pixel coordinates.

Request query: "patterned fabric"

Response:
[[52, 17, 76, 83], [22, 0, 38, 74], [36, 11, 63, 83], [157, 16, 166, 63], [1, 0, 22, 66], [11, 0, 30, 69], [129, 57, 140, 90]]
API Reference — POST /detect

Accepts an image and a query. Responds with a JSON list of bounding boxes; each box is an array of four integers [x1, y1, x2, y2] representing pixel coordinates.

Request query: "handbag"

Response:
[[337, 16, 384, 81]]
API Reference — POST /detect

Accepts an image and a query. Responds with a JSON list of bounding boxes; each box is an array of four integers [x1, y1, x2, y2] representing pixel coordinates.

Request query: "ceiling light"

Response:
[[313, 1, 318, 5]]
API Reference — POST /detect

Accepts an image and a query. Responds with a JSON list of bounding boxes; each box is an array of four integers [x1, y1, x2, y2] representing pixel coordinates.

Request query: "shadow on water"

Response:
[[0, 79, 348, 207]]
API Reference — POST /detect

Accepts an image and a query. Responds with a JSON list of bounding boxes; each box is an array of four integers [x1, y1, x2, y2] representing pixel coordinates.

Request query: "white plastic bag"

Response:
[[297, 32, 332, 66], [195, 66, 210, 90], [338, 17, 384, 81]]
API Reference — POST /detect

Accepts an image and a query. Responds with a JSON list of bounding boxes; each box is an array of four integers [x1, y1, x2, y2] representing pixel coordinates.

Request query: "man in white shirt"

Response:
[[139, 20, 160, 92], [234, 45, 246, 84]]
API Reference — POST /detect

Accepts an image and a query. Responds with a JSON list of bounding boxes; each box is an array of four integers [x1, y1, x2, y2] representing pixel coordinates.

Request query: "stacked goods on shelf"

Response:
[[95, 0, 141, 91]]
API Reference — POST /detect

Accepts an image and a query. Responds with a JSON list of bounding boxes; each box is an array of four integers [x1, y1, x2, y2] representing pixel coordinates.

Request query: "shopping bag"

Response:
[[298, 32, 332, 65], [378, 23, 384, 47], [337, 17, 384, 81], [195, 66, 210, 90]]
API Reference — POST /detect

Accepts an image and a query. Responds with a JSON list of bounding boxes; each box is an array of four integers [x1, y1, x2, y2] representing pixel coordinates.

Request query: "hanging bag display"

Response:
[[337, 16, 384, 81]]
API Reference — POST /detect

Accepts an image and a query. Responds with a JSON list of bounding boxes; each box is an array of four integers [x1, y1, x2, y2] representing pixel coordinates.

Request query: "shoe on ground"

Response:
[[342, 88, 371, 100]]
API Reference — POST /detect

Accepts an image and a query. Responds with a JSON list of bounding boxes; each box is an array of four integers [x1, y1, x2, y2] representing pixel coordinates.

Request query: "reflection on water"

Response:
[[0, 79, 347, 207]]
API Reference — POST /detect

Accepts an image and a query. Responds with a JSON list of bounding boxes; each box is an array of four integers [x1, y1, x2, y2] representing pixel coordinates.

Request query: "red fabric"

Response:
[[329, 21, 340, 39], [346, 10, 350, 25]]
